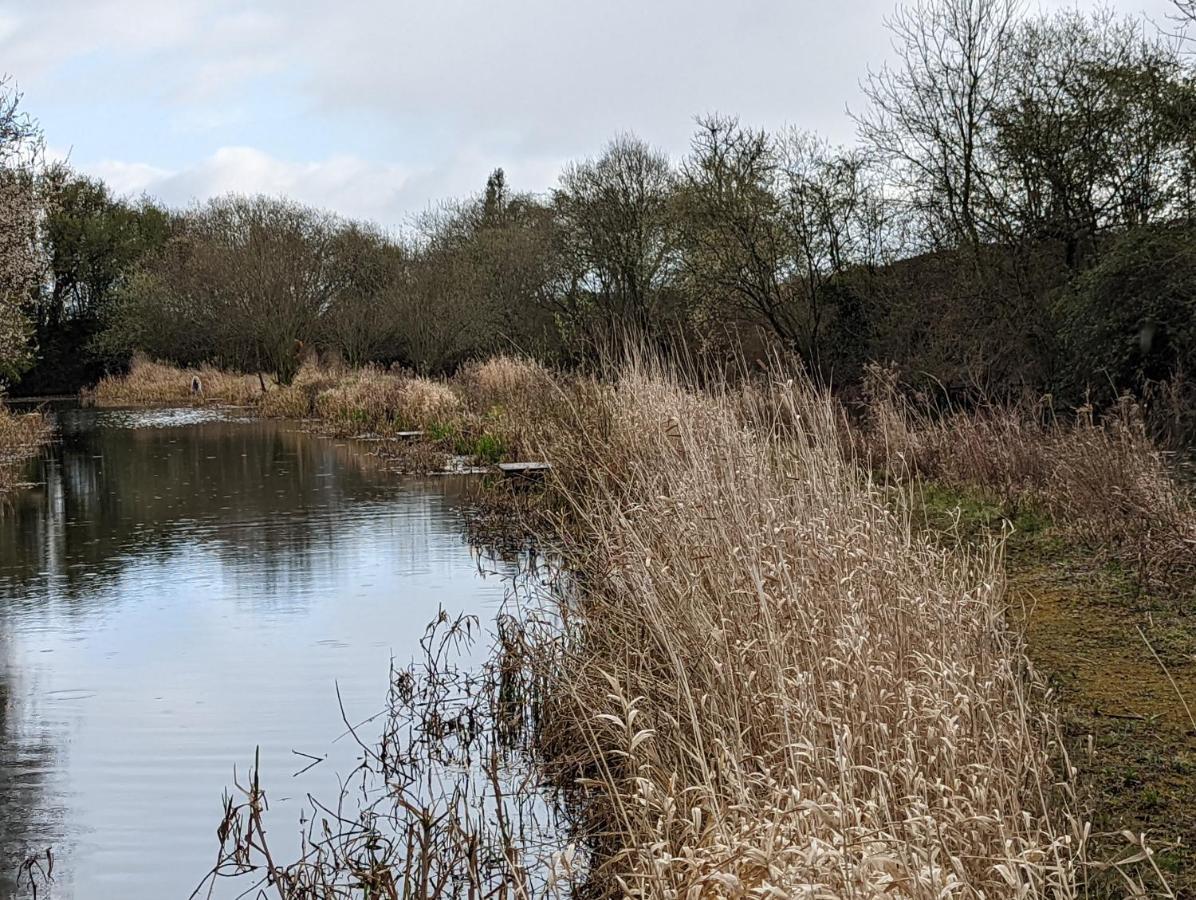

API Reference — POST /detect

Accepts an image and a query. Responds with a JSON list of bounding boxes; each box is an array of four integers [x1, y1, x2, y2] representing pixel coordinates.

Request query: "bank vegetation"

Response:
[[136, 351, 1192, 898]]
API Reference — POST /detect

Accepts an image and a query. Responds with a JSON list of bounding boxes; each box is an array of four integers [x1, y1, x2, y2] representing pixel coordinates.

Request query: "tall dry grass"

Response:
[[519, 360, 1089, 897], [455, 355, 559, 460], [87, 356, 262, 407], [195, 356, 1181, 897], [860, 364, 1196, 588]]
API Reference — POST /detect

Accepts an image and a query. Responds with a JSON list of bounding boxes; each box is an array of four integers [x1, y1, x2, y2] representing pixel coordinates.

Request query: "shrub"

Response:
[[1058, 224, 1196, 398]]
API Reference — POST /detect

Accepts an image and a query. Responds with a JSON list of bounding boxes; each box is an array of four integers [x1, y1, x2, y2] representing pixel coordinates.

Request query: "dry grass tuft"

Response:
[[455, 355, 552, 414], [454, 356, 560, 461], [311, 367, 407, 434], [256, 363, 342, 418], [396, 376, 462, 430]]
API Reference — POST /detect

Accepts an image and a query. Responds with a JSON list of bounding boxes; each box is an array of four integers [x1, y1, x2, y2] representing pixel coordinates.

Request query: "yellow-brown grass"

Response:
[[513, 360, 1088, 898], [255, 362, 341, 418], [453, 355, 558, 460], [310, 367, 407, 433], [455, 355, 552, 414], [87, 356, 262, 407], [397, 376, 462, 430], [859, 364, 1196, 589]]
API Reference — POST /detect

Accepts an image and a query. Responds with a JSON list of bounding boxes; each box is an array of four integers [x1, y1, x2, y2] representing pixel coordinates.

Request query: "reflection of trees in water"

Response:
[[0, 632, 59, 897], [0, 416, 438, 606], [0, 409, 486, 893]]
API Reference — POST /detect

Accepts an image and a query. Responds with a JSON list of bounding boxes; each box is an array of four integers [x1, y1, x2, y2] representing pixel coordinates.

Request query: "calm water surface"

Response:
[[0, 406, 508, 898]]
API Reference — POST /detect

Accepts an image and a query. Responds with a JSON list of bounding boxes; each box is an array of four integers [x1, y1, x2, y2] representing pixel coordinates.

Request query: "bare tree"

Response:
[[397, 174, 559, 372], [321, 223, 407, 367], [553, 135, 678, 342], [780, 130, 889, 371], [676, 116, 797, 351], [677, 116, 887, 373], [991, 10, 1195, 264], [856, 0, 1021, 250]]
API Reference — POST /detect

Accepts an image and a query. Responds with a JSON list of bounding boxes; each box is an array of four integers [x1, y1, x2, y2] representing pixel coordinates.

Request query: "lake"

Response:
[[0, 406, 509, 898]]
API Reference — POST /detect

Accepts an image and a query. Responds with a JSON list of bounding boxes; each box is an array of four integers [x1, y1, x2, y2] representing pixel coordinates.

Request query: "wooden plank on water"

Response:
[[496, 462, 552, 479]]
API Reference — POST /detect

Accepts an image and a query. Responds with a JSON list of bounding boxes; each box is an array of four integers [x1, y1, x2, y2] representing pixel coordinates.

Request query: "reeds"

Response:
[[201, 357, 1126, 898], [87, 355, 262, 407], [520, 360, 1089, 898], [859, 364, 1196, 589]]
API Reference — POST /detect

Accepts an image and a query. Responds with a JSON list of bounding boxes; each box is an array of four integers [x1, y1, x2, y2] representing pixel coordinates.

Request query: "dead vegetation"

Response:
[[858, 363, 1196, 591], [197, 355, 1189, 899], [86, 355, 263, 408]]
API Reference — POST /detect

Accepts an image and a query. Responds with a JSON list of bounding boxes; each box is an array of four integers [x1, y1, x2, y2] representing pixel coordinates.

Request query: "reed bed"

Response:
[[87, 355, 262, 407], [0, 403, 50, 492], [524, 361, 1091, 898], [201, 358, 1134, 899]]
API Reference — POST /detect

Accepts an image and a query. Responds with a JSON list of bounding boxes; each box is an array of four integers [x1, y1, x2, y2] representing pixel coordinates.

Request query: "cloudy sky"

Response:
[[0, 0, 1181, 230]]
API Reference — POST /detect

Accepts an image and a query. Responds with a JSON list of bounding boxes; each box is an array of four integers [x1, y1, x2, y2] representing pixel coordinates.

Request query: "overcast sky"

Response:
[[0, 0, 1182, 230]]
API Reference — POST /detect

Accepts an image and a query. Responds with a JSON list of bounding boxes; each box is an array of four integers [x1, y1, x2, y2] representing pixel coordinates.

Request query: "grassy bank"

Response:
[[96, 356, 1193, 895], [519, 362, 1092, 896], [88, 355, 554, 472], [0, 404, 51, 493], [868, 375, 1196, 896], [915, 484, 1196, 894]]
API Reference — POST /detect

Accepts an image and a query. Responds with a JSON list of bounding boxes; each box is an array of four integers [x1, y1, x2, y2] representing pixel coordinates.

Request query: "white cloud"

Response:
[[75, 145, 567, 230], [3, 0, 1184, 230], [86, 159, 173, 197]]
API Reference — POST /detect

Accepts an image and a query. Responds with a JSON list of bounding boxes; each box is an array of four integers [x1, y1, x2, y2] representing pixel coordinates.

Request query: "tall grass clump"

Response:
[[311, 366, 407, 434], [257, 362, 342, 418], [395, 376, 463, 430], [454, 356, 558, 460], [522, 359, 1087, 897], [87, 355, 261, 407]]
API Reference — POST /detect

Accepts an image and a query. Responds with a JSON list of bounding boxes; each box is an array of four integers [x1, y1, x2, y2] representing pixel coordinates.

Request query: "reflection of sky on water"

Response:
[[0, 407, 508, 898]]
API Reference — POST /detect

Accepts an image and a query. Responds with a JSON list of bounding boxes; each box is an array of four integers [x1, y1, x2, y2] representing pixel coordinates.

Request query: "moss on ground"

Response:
[[915, 483, 1196, 897]]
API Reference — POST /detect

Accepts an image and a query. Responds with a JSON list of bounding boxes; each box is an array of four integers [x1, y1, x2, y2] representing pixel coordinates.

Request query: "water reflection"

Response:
[[0, 407, 506, 898]]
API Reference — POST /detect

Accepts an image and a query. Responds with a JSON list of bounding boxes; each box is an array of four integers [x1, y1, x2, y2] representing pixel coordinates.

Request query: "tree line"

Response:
[[2, 1, 1194, 414]]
